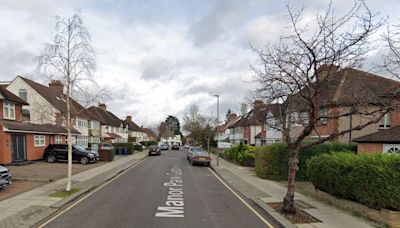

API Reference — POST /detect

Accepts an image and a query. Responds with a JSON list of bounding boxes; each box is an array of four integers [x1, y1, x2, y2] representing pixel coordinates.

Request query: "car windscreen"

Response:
[[194, 150, 209, 156], [74, 145, 86, 152]]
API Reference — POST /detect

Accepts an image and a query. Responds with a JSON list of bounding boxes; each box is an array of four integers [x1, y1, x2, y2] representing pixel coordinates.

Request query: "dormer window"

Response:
[[379, 113, 391, 129], [3, 101, 15, 120], [19, 89, 27, 102]]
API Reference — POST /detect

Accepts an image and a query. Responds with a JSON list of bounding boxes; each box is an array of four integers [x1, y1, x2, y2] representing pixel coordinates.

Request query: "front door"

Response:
[[11, 134, 26, 162]]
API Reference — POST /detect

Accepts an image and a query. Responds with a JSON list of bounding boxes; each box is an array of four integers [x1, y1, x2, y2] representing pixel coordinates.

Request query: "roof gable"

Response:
[[0, 85, 28, 105], [87, 106, 123, 127]]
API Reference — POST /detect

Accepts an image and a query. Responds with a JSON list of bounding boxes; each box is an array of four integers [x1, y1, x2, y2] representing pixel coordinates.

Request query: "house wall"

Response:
[[357, 143, 383, 154], [250, 125, 262, 145], [7, 77, 58, 124], [0, 126, 11, 164]]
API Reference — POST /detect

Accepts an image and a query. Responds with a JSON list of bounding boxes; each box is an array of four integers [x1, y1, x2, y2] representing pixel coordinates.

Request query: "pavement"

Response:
[[38, 149, 277, 228], [209, 153, 377, 228], [0, 152, 147, 228]]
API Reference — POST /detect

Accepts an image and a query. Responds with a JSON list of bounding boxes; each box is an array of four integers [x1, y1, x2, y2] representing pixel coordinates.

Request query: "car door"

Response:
[[55, 145, 68, 160], [72, 146, 82, 162]]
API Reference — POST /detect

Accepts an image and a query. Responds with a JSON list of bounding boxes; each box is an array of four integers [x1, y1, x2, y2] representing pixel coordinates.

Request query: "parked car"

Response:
[[99, 143, 113, 150], [0, 165, 12, 189], [171, 143, 180, 150], [160, 144, 169, 150], [187, 147, 211, 166], [43, 144, 99, 165], [148, 145, 161, 156]]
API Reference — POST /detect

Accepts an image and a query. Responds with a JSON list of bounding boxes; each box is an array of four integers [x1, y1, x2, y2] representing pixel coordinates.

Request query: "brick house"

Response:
[[288, 68, 400, 143], [353, 126, 400, 154], [7, 76, 92, 148], [0, 85, 79, 164], [87, 103, 128, 143]]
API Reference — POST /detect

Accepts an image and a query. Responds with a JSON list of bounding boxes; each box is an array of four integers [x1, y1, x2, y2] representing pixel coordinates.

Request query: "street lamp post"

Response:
[[213, 94, 220, 166]]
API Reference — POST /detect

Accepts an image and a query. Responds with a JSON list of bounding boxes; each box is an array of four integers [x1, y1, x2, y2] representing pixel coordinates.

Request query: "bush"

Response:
[[133, 144, 143, 152], [254, 142, 356, 181], [140, 141, 157, 147], [224, 144, 258, 166], [307, 153, 400, 211]]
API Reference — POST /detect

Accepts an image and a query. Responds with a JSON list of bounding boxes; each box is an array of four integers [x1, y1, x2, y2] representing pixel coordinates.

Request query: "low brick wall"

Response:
[[357, 143, 383, 154], [309, 186, 400, 227]]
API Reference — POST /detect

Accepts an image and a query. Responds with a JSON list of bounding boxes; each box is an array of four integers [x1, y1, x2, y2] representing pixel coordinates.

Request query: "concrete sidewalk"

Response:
[[209, 154, 376, 228], [0, 152, 147, 228]]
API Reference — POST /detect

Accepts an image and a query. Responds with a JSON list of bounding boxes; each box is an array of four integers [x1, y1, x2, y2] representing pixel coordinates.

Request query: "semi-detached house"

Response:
[[0, 85, 80, 164], [7, 76, 91, 148], [87, 103, 128, 143], [124, 116, 146, 142]]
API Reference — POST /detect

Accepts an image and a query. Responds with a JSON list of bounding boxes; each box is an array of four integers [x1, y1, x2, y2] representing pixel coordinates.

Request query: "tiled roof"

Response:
[[0, 85, 28, 105], [18, 76, 91, 119], [0, 119, 81, 135], [230, 103, 282, 128], [104, 132, 121, 139], [353, 126, 400, 143], [124, 119, 144, 132], [290, 68, 400, 109], [87, 106, 123, 127]]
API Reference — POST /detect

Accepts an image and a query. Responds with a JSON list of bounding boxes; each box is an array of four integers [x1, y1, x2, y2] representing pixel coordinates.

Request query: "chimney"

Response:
[[98, 103, 106, 111], [126, 115, 132, 122], [253, 100, 264, 110], [316, 64, 339, 81], [229, 113, 238, 121], [49, 80, 63, 94]]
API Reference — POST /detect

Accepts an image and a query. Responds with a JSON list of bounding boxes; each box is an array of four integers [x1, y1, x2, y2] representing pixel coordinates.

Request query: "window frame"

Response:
[[3, 101, 15, 120], [34, 135, 46, 147]]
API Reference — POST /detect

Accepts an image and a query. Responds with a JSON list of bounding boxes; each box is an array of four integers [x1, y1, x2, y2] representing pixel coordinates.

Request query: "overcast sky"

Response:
[[1, 0, 400, 127]]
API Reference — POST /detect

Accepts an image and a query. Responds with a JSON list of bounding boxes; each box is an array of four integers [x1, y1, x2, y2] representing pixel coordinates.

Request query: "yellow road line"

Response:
[[208, 167, 274, 228], [39, 158, 148, 228]]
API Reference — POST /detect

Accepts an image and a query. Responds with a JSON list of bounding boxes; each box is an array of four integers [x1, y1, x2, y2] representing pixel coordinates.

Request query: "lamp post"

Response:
[[213, 94, 219, 166]]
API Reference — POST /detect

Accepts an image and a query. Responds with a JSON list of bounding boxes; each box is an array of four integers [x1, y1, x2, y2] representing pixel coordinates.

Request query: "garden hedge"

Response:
[[112, 143, 135, 154], [307, 153, 400, 211], [224, 144, 258, 166], [254, 142, 356, 181]]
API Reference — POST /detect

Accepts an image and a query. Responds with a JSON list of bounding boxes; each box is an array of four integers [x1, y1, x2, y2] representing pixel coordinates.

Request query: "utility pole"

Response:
[[213, 95, 219, 166]]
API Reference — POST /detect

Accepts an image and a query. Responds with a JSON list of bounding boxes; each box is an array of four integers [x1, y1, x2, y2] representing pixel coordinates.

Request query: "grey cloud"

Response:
[[140, 56, 174, 80]]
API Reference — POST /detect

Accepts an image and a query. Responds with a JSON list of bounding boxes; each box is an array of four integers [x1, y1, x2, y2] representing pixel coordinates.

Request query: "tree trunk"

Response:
[[282, 146, 300, 214], [66, 78, 72, 192]]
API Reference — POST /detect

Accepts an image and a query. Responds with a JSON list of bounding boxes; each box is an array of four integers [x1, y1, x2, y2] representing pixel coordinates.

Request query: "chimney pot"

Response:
[[126, 115, 132, 121], [254, 100, 264, 109]]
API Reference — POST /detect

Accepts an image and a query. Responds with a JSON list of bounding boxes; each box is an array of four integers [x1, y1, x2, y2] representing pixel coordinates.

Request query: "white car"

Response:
[[0, 165, 12, 188]]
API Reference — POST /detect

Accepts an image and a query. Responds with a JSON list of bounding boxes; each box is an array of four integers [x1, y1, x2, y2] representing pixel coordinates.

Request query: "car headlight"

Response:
[[88, 154, 94, 157]]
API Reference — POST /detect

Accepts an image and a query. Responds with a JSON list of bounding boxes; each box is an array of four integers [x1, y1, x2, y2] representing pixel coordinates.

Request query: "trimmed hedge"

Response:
[[224, 144, 258, 166], [307, 153, 400, 211], [140, 141, 158, 147], [254, 142, 356, 181]]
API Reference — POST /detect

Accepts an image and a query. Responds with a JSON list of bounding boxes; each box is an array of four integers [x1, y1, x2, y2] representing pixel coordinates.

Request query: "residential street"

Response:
[[40, 148, 273, 228]]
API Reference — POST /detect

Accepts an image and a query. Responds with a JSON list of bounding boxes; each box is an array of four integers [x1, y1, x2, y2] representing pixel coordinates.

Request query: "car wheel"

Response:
[[80, 156, 89, 165], [47, 155, 57, 163]]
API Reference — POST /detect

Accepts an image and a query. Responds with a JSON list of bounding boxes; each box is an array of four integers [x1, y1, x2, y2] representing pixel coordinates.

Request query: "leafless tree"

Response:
[[182, 105, 215, 149], [251, 1, 394, 214], [37, 11, 96, 192], [382, 23, 400, 79]]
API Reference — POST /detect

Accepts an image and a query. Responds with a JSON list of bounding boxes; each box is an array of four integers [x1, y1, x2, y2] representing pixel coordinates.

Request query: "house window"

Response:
[[34, 135, 46, 147], [383, 144, 400, 154], [19, 89, 27, 102], [3, 102, 15, 120], [318, 109, 328, 125], [379, 113, 391, 129], [55, 135, 62, 144]]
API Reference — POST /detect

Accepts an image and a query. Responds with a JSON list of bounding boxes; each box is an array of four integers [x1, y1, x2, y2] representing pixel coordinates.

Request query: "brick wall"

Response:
[[357, 143, 383, 154]]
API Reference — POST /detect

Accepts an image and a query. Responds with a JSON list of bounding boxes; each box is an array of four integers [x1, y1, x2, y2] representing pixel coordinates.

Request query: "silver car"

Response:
[[0, 165, 12, 188]]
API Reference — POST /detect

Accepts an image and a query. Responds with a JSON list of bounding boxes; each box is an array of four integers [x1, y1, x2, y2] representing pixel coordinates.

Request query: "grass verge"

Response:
[[50, 188, 80, 198]]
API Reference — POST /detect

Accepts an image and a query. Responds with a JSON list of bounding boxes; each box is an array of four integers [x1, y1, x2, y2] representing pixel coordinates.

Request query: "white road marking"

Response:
[[208, 168, 275, 228], [39, 158, 149, 228]]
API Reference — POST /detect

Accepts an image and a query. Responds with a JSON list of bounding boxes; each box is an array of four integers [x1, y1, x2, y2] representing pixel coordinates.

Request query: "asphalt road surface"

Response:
[[41, 148, 274, 228]]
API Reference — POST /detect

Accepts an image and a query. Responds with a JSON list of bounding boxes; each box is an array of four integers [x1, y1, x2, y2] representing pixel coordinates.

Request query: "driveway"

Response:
[[0, 159, 109, 202]]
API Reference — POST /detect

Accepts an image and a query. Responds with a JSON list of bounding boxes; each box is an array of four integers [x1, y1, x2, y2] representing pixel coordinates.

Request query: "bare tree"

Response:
[[382, 23, 400, 79], [183, 105, 216, 148], [251, 1, 394, 213], [38, 11, 96, 192]]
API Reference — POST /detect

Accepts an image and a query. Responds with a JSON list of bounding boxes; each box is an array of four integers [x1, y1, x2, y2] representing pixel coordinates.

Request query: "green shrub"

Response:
[[224, 144, 257, 166], [140, 141, 157, 146], [307, 153, 400, 211], [133, 144, 143, 152], [254, 142, 356, 181]]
